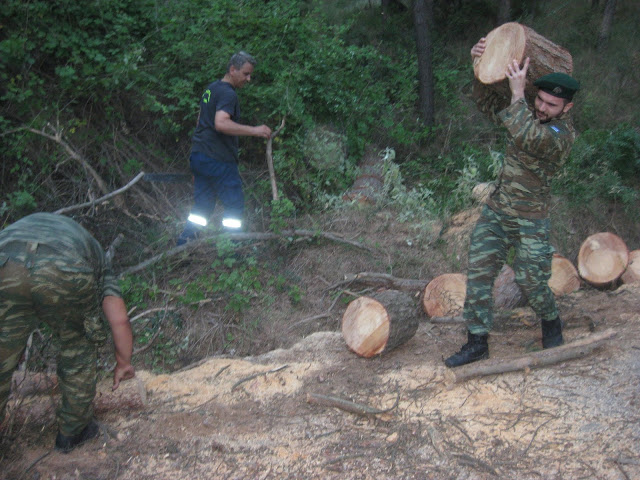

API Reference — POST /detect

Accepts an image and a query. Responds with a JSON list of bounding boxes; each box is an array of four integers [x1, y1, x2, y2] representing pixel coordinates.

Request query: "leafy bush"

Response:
[[554, 125, 640, 209]]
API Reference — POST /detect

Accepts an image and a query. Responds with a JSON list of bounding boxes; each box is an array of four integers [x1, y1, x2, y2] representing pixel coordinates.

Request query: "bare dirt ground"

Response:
[[2, 206, 640, 480]]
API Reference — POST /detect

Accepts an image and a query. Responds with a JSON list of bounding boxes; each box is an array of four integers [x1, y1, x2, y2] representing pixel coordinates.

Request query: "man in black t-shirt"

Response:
[[178, 51, 272, 245]]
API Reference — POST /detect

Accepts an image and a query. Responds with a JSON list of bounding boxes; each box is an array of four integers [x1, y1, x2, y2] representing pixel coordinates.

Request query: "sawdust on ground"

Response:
[[2, 282, 639, 480]]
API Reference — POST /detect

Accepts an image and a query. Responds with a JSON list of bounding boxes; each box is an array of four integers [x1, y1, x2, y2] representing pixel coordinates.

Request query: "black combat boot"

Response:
[[541, 317, 564, 349], [55, 419, 100, 453], [444, 330, 489, 368]]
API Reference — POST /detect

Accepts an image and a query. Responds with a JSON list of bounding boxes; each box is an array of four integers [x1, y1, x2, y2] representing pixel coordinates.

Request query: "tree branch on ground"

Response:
[[306, 391, 400, 416], [328, 272, 428, 292], [119, 230, 372, 277], [446, 328, 616, 384]]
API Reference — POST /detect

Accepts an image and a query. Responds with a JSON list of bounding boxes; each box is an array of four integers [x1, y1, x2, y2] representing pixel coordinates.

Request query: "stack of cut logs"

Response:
[[342, 230, 638, 358]]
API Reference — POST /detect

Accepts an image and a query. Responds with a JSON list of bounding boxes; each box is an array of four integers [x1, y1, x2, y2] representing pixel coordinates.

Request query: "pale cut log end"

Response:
[[342, 296, 390, 358], [578, 233, 629, 287], [621, 250, 640, 284], [474, 22, 526, 84], [422, 273, 466, 318], [549, 254, 581, 296]]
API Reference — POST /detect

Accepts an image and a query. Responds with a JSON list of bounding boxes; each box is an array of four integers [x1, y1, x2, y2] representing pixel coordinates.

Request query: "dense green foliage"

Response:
[[2, 0, 639, 223]]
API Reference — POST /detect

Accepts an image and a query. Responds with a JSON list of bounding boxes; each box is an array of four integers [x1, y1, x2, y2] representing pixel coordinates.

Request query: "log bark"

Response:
[[493, 264, 526, 309], [447, 328, 616, 384], [342, 290, 419, 358], [549, 254, 581, 295], [577, 232, 629, 287], [621, 249, 640, 284], [343, 146, 386, 204], [473, 22, 573, 104], [597, 0, 617, 51]]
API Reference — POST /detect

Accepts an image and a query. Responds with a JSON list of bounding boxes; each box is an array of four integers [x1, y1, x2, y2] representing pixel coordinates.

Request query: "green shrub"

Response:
[[554, 125, 640, 210]]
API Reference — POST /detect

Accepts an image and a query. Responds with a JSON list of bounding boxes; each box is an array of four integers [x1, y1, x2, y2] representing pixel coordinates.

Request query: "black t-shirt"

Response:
[[191, 80, 240, 163]]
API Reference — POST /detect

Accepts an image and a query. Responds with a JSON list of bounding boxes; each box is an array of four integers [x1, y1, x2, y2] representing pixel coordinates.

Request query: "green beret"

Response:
[[533, 72, 580, 100]]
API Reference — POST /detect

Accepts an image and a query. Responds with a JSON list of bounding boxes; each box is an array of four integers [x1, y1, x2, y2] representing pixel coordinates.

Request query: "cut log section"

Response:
[[578, 232, 629, 287], [471, 182, 496, 204], [621, 249, 640, 284], [422, 273, 466, 318], [423, 267, 526, 318], [473, 22, 573, 104], [493, 264, 526, 310], [548, 254, 581, 296], [342, 289, 419, 358]]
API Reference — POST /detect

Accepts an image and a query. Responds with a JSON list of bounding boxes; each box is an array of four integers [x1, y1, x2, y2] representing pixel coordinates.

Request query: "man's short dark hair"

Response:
[[228, 51, 257, 71]]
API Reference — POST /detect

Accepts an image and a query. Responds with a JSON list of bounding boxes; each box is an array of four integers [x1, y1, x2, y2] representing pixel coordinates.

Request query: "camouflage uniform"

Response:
[[464, 87, 576, 335], [0, 213, 121, 435]]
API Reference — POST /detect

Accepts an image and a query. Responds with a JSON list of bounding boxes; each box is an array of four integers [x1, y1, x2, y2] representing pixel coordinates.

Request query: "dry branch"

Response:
[[231, 365, 288, 392], [337, 272, 428, 292], [306, 391, 400, 416], [265, 117, 286, 201], [54, 171, 145, 215], [10, 123, 111, 199], [447, 328, 616, 384]]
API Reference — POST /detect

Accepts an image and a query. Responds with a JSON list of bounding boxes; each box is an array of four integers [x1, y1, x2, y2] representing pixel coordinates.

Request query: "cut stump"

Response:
[[578, 232, 629, 287], [621, 250, 640, 284], [342, 289, 419, 358], [473, 22, 573, 104], [549, 254, 581, 296]]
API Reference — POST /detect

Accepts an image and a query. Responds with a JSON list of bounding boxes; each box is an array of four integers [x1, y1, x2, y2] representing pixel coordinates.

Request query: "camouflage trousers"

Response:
[[464, 205, 558, 335], [0, 241, 103, 436]]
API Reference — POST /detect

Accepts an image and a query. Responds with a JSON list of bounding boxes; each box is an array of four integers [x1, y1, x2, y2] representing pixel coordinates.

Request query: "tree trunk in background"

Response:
[[597, 0, 617, 51], [497, 0, 511, 25], [413, 0, 435, 126]]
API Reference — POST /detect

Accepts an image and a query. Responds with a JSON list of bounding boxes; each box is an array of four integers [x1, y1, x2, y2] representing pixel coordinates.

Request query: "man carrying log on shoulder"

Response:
[[444, 38, 580, 368]]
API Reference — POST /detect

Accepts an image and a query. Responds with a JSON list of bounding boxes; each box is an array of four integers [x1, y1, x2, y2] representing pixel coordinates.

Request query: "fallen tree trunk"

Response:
[[446, 328, 616, 384], [335, 272, 428, 292], [343, 146, 387, 204], [473, 22, 573, 104], [342, 290, 419, 358], [578, 232, 629, 287], [120, 229, 372, 276]]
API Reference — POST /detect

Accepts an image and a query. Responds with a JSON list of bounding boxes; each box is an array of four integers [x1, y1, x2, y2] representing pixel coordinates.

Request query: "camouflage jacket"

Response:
[[0, 213, 121, 299], [475, 84, 576, 219]]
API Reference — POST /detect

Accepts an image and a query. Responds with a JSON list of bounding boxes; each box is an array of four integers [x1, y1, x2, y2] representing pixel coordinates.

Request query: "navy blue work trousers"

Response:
[[178, 152, 244, 243]]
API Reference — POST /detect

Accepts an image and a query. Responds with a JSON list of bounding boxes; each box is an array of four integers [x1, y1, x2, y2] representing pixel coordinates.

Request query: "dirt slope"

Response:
[[2, 281, 639, 480]]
